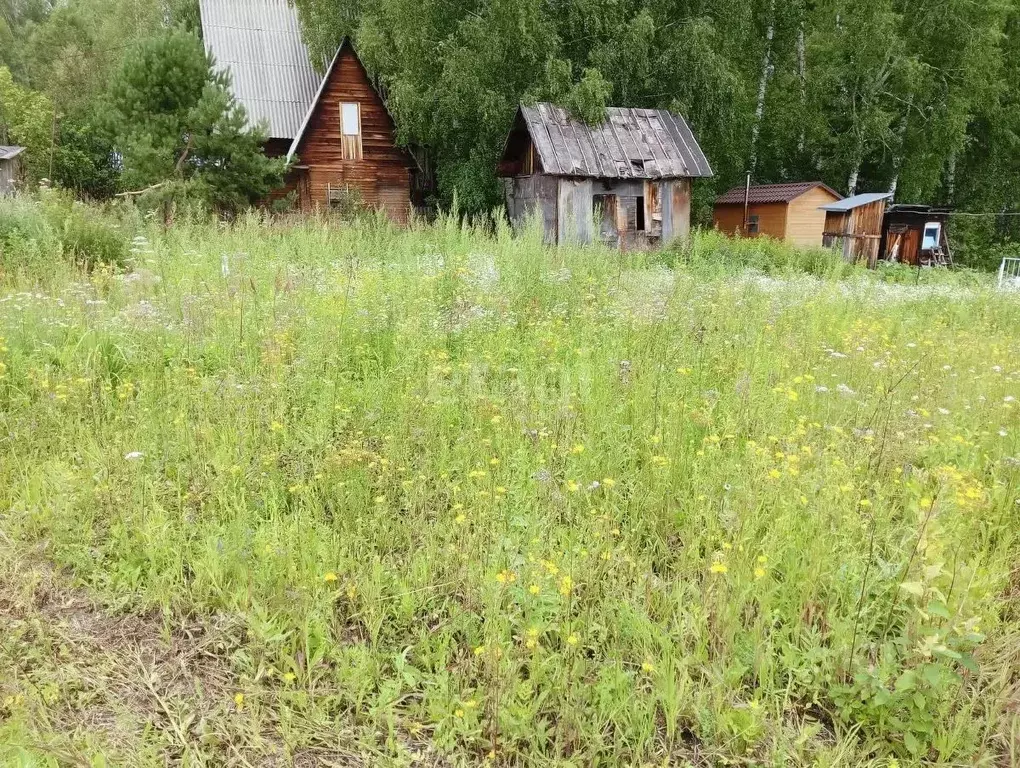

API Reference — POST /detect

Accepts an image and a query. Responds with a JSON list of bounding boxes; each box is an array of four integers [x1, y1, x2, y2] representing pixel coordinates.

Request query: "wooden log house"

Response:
[[497, 103, 713, 247], [199, 0, 419, 221]]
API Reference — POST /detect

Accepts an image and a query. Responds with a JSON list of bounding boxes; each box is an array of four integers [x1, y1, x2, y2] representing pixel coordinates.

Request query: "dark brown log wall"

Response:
[[290, 44, 413, 223]]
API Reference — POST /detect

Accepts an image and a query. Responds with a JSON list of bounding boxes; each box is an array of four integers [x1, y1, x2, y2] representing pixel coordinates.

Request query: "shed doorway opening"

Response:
[[593, 194, 619, 240], [636, 196, 646, 231]]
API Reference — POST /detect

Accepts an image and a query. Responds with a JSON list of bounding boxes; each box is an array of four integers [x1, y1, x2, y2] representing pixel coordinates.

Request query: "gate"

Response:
[[998, 257, 1020, 290]]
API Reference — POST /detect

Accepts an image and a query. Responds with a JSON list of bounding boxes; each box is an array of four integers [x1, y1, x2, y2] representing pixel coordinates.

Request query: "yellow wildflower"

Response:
[[323, 572, 338, 583], [559, 575, 573, 596]]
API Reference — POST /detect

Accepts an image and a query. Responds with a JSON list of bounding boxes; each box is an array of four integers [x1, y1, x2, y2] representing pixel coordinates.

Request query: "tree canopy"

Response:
[[105, 29, 284, 212], [293, 0, 1016, 227], [2, 0, 1020, 264]]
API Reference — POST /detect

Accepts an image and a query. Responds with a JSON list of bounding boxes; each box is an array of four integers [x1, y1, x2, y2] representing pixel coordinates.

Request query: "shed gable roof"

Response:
[[285, 39, 403, 163], [199, 0, 324, 140], [819, 192, 892, 211], [505, 102, 712, 180], [716, 182, 842, 206], [0, 146, 26, 161]]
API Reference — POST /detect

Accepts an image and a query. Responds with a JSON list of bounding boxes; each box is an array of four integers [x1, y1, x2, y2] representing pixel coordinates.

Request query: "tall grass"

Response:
[[0, 199, 1017, 765]]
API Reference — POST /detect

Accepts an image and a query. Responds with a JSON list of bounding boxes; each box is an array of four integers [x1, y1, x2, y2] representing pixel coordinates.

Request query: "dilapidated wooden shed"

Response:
[[879, 205, 954, 266], [0, 146, 26, 196], [497, 103, 712, 247], [821, 192, 893, 266]]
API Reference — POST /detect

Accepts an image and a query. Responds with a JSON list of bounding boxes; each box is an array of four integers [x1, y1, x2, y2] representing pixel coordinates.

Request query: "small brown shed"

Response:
[[820, 192, 893, 266], [713, 181, 842, 248], [879, 205, 954, 266], [0, 145, 26, 196], [497, 103, 713, 247], [200, 0, 419, 221]]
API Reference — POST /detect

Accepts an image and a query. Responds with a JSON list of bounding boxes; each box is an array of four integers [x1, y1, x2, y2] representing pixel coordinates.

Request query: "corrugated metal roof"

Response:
[[512, 102, 712, 180], [199, 0, 324, 140], [819, 192, 892, 211], [0, 146, 26, 161], [716, 181, 842, 205]]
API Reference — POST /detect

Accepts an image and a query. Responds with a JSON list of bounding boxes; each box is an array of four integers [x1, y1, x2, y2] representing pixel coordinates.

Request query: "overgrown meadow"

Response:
[[1, 197, 1019, 767]]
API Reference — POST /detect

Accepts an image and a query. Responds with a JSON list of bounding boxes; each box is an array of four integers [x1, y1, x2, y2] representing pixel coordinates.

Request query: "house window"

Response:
[[747, 215, 760, 234], [635, 196, 646, 231], [922, 222, 941, 250], [340, 102, 363, 160]]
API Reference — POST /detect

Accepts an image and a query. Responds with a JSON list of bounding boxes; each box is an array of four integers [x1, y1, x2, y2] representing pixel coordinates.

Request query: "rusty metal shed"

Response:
[[497, 103, 712, 247]]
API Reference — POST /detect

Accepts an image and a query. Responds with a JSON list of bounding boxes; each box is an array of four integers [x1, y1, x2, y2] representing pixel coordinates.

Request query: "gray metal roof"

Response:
[[513, 102, 712, 180], [819, 192, 893, 211], [199, 0, 324, 140], [0, 146, 26, 161]]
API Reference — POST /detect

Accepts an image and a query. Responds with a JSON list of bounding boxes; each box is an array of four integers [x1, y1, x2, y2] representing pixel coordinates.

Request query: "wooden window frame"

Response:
[[340, 102, 363, 160], [747, 214, 760, 234]]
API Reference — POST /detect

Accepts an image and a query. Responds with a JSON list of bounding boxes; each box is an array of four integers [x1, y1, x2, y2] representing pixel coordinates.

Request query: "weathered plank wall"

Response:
[[665, 179, 691, 242], [848, 200, 886, 265], [505, 173, 693, 248], [290, 44, 413, 223], [0, 156, 23, 196], [557, 178, 593, 244], [503, 175, 558, 242]]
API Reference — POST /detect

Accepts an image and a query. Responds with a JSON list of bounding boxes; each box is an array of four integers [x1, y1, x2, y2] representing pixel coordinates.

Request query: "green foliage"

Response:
[[0, 190, 126, 276], [105, 29, 285, 213], [0, 204, 1016, 764], [666, 228, 860, 279], [564, 68, 612, 125], [0, 65, 54, 182]]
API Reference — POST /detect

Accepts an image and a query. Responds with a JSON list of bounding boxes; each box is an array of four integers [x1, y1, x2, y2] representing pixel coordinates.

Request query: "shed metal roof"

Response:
[[510, 102, 712, 180], [199, 0, 324, 140], [716, 181, 842, 205], [819, 192, 892, 211], [0, 146, 26, 161]]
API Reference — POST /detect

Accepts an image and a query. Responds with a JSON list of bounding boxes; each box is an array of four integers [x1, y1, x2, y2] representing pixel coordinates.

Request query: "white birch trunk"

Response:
[[889, 114, 909, 199], [946, 151, 956, 202], [750, 0, 777, 174], [797, 21, 806, 154]]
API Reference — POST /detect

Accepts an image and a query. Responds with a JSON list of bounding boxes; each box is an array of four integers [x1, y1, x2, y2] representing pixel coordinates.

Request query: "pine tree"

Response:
[[105, 29, 284, 212]]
